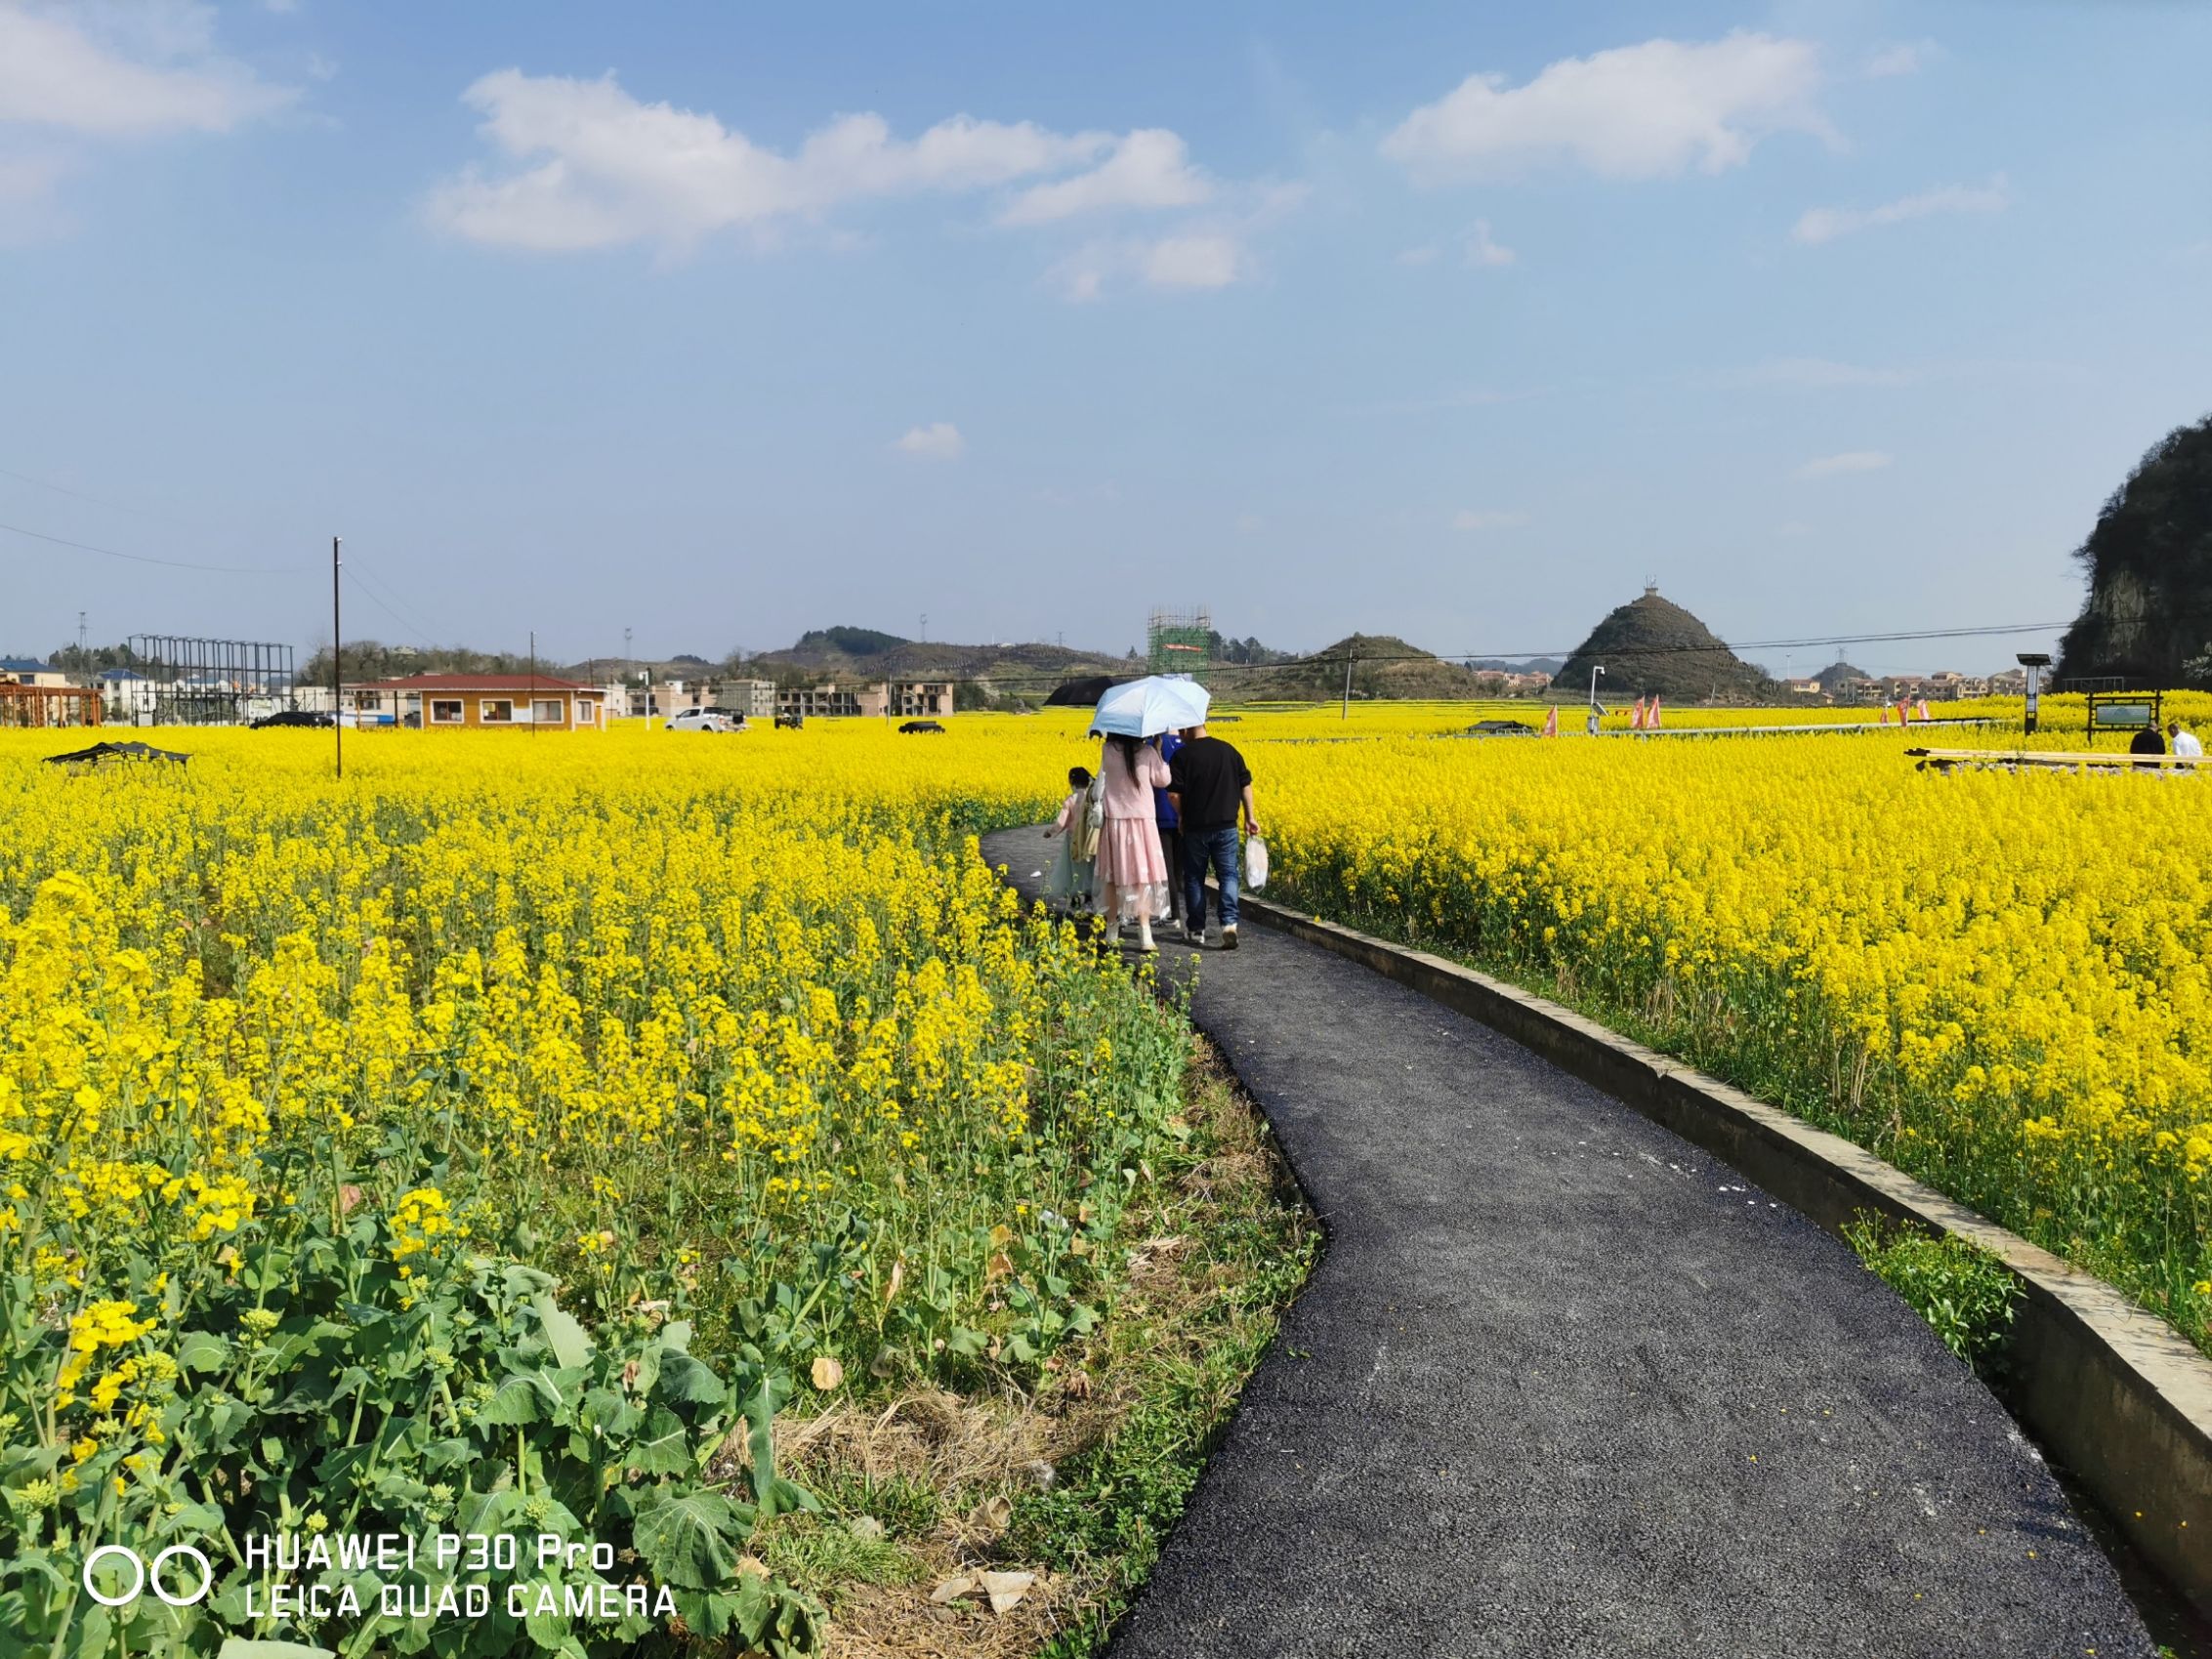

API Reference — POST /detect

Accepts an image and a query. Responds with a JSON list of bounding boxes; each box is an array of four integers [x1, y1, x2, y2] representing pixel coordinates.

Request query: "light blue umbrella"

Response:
[[1092, 674, 1210, 737]]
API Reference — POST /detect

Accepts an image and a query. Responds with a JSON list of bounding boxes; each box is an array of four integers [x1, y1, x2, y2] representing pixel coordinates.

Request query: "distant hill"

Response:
[[1465, 656, 1562, 675], [1813, 659, 1870, 686], [749, 634, 1134, 706], [792, 626, 908, 658], [1222, 635, 1491, 701], [1555, 587, 1772, 703]]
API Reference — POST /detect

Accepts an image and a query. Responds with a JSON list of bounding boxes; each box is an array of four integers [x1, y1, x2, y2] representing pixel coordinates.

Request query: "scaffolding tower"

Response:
[[1147, 607, 1213, 686], [123, 637, 297, 726]]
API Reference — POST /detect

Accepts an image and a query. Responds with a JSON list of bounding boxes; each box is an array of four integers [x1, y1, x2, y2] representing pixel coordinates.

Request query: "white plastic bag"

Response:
[[1243, 835, 1269, 892]]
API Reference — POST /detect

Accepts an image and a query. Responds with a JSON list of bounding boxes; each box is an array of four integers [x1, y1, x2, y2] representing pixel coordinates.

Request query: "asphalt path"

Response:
[[983, 824, 2153, 1659]]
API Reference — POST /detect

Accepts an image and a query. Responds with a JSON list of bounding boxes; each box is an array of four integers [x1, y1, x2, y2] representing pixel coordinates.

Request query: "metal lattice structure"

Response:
[[1147, 607, 1213, 685], [122, 637, 296, 726]]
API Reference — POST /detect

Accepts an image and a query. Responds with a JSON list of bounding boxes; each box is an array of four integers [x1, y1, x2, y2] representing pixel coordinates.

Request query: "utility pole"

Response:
[[1342, 643, 1356, 721], [920, 612, 928, 643], [529, 631, 537, 738], [332, 536, 343, 779], [76, 610, 86, 664], [1586, 664, 1606, 737]]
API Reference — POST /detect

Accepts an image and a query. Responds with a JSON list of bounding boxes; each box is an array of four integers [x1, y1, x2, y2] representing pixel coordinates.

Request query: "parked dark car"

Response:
[[774, 712, 804, 729], [251, 709, 336, 728], [899, 720, 946, 734]]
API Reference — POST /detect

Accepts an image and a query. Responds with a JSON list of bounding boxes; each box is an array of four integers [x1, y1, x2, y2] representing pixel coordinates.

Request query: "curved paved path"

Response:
[[984, 826, 2153, 1659]]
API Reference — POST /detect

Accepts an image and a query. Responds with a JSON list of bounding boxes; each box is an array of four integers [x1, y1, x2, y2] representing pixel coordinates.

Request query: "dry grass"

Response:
[[764, 1042, 1314, 1659]]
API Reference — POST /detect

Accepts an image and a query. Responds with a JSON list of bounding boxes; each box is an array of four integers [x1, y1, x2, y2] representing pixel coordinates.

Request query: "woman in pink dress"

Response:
[[1093, 732, 1172, 952]]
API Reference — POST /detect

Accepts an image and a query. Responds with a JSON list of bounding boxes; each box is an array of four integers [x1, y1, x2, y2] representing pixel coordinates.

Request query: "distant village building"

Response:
[[774, 680, 954, 720], [98, 668, 155, 722], [776, 682, 865, 720], [346, 673, 608, 729], [871, 680, 953, 718], [719, 679, 777, 720], [0, 658, 68, 687]]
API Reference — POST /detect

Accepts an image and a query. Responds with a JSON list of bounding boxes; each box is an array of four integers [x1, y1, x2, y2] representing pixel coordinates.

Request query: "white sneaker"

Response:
[[1221, 926, 1239, 951], [1185, 923, 1207, 946]]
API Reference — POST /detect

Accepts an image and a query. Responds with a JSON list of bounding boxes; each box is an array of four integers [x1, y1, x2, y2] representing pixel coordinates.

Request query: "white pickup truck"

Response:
[[665, 709, 745, 733]]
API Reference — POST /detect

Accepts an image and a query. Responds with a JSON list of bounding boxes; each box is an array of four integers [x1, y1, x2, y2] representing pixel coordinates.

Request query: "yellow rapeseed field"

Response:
[[0, 721, 1184, 1658], [6, 696, 2208, 1656]]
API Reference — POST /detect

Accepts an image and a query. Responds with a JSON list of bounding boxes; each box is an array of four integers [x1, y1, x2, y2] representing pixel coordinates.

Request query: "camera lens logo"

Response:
[[82, 1544, 214, 1608]]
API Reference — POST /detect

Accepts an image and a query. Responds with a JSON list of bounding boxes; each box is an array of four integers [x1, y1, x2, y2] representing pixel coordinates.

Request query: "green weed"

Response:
[[1843, 1212, 2021, 1365]]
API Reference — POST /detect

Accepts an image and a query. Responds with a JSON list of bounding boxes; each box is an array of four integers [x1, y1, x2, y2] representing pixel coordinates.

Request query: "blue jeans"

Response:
[[1183, 825, 1240, 931]]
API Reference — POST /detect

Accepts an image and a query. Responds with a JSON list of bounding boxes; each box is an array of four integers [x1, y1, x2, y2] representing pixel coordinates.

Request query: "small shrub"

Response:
[[1843, 1212, 2020, 1365]]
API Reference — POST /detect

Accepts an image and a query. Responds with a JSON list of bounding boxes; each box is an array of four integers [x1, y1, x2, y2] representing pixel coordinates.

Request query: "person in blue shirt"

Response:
[[1149, 729, 1184, 925]]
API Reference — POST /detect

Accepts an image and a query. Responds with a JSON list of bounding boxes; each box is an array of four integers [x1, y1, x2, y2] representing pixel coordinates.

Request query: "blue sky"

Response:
[[2, 2, 2207, 676]]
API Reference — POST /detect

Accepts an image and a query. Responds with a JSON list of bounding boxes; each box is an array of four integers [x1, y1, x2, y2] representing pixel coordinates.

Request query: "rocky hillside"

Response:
[[2055, 413, 2212, 684]]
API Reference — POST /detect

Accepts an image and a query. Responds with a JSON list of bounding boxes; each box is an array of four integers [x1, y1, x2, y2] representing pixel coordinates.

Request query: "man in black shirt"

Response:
[[1167, 723, 1259, 948]]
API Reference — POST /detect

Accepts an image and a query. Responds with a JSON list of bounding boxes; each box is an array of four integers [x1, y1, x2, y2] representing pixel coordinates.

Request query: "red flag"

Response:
[[1898, 699, 1912, 726], [1915, 698, 1931, 721], [1878, 703, 1891, 726], [1541, 705, 1559, 737], [1629, 696, 1646, 729], [1648, 694, 1662, 729]]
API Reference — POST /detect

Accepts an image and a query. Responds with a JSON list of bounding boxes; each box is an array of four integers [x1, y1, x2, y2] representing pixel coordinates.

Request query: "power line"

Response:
[[342, 551, 443, 648], [342, 568, 439, 650], [0, 463, 210, 529], [0, 516, 301, 575]]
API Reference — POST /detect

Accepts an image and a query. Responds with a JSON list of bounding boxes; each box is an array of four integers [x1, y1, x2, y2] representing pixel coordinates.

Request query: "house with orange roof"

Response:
[[344, 673, 609, 730]]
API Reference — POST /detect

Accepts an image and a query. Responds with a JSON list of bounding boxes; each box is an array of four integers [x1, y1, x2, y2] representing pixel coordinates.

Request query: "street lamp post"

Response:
[[1586, 664, 1606, 736]]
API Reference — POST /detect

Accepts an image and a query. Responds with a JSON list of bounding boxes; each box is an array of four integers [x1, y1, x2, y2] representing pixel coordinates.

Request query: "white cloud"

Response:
[[997, 128, 1209, 225], [1793, 450, 1892, 479], [426, 69, 1229, 253], [1719, 356, 1913, 389], [0, 1, 293, 136], [1793, 176, 2008, 245], [1865, 40, 1939, 78], [1464, 219, 1515, 267], [1396, 243, 1440, 266], [1143, 233, 1242, 288], [1051, 231, 1248, 300], [1452, 508, 1529, 530], [1382, 32, 1831, 181], [892, 422, 965, 461]]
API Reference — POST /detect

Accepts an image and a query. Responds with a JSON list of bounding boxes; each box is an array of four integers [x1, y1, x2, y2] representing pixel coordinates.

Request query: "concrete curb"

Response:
[[1235, 889, 2212, 1621]]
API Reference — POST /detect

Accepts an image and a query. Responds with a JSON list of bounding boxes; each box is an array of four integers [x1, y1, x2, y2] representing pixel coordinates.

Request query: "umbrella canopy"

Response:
[[1044, 674, 1130, 707], [1091, 675, 1210, 738]]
